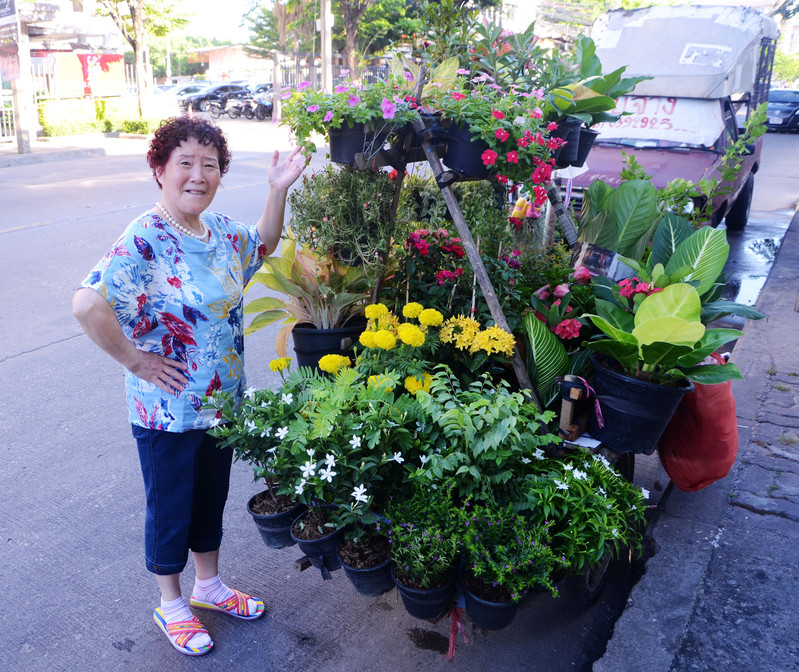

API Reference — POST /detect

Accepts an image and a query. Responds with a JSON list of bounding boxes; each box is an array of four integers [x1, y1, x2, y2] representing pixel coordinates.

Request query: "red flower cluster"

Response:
[[435, 268, 464, 285], [501, 249, 522, 269], [618, 277, 663, 298], [554, 318, 582, 340]]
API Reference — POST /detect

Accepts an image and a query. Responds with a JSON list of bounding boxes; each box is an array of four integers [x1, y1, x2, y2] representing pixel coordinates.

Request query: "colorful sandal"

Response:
[[153, 607, 213, 656], [189, 588, 265, 620]]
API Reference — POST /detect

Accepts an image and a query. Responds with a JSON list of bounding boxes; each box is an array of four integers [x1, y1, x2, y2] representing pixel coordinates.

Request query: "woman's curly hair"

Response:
[[147, 116, 232, 188]]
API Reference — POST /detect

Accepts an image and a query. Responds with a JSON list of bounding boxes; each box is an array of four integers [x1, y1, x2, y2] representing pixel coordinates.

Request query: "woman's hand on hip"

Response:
[[129, 350, 189, 396]]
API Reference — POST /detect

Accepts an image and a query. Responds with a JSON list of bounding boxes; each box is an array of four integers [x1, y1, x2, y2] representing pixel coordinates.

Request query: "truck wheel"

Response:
[[725, 174, 754, 231]]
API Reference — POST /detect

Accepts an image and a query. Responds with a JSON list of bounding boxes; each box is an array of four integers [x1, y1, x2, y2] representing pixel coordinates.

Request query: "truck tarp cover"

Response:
[[591, 5, 779, 99]]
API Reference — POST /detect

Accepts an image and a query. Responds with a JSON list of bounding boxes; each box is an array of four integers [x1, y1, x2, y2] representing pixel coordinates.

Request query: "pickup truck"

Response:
[[569, 5, 778, 231]]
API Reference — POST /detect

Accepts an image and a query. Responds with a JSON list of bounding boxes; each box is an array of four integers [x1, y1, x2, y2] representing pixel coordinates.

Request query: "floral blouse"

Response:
[[81, 210, 266, 432]]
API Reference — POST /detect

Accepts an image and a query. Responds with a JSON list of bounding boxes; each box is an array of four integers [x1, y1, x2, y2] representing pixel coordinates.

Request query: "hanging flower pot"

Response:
[[247, 491, 307, 550], [550, 117, 583, 168], [588, 355, 694, 454], [441, 122, 491, 179], [290, 505, 347, 580], [572, 127, 600, 168], [391, 566, 455, 620]]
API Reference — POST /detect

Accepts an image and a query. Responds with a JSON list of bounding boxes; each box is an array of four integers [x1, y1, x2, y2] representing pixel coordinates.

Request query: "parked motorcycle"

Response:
[[208, 97, 245, 119], [252, 96, 273, 121]]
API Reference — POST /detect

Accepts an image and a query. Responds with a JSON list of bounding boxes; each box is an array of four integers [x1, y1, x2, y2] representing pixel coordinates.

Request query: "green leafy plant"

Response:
[[243, 231, 370, 356], [380, 481, 460, 590], [584, 282, 743, 385], [458, 500, 564, 601], [521, 448, 648, 575]]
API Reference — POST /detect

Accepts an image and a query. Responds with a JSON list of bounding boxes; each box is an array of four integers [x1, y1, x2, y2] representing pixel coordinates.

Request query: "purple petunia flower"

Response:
[[381, 98, 397, 119], [348, 95, 360, 107], [324, 110, 334, 122], [306, 104, 319, 112], [298, 80, 311, 89]]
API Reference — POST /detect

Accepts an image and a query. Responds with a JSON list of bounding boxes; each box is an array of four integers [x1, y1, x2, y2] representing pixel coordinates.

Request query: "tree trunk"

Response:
[[340, 0, 373, 77], [133, 1, 148, 118]]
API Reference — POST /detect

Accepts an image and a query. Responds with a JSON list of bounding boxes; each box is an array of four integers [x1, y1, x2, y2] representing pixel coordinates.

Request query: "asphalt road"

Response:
[[0, 122, 796, 671]]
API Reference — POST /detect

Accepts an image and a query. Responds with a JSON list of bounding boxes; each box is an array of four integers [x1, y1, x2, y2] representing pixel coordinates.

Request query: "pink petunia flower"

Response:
[[298, 81, 311, 89], [323, 110, 334, 122], [334, 84, 348, 93], [381, 98, 397, 119], [348, 95, 360, 107], [306, 104, 319, 113]]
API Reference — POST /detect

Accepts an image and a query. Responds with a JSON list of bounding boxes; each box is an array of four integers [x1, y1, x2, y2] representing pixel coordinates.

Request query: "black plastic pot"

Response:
[[291, 320, 366, 372], [463, 588, 523, 631], [572, 127, 599, 168], [339, 555, 395, 597], [391, 566, 454, 620], [247, 493, 306, 549], [588, 355, 694, 454], [290, 506, 347, 580], [441, 123, 491, 178], [328, 122, 368, 164], [550, 118, 582, 167]]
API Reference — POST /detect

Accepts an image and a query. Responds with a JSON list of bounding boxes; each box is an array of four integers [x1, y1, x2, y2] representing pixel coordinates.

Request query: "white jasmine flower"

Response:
[[611, 528, 619, 537], [391, 452, 404, 464], [244, 386, 258, 399], [300, 461, 316, 479], [521, 457, 531, 464], [350, 435, 362, 449], [281, 392, 293, 405], [260, 427, 271, 438], [319, 466, 336, 483], [573, 469, 587, 481], [564, 463, 574, 472], [555, 480, 569, 491], [295, 479, 306, 496], [420, 454, 430, 466], [354, 423, 363, 430], [598, 486, 607, 497], [209, 416, 221, 428], [641, 487, 650, 500], [306, 448, 315, 458], [276, 426, 288, 440], [244, 419, 257, 433], [351, 484, 368, 504], [325, 453, 336, 467], [260, 400, 270, 408], [267, 447, 277, 454], [534, 448, 545, 460]]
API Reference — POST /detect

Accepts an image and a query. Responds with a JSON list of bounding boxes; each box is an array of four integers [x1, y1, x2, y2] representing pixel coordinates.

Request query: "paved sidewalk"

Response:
[[596, 206, 799, 671]]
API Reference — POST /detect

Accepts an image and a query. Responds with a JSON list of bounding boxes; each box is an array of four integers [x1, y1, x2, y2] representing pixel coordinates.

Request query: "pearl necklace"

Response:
[[156, 203, 209, 240]]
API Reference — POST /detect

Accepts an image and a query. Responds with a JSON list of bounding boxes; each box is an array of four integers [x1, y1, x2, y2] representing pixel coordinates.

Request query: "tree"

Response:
[[96, 1, 188, 116], [773, 1, 799, 22], [335, 0, 376, 74], [245, 0, 316, 57]]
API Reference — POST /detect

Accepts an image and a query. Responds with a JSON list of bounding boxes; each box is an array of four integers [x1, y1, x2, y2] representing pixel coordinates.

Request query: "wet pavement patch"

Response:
[[406, 627, 449, 653]]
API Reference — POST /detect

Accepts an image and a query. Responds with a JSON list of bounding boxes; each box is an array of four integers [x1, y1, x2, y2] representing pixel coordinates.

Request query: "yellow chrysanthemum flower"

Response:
[[359, 330, 377, 348], [318, 354, 352, 374], [418, 308, 444, 327], [404, 373, 433, 395], [367, 375, 394, 392], [373, 329, 397, 350], [402, 302, 424, 319], [397, 323, 425, 348], [269, 356, 291, 372], [364, 303, 390, 320]]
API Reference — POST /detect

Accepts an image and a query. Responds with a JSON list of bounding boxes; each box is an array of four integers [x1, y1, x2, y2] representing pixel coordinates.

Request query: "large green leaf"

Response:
[[523, 312, 570, 407], [242, 296, 287, 314], [679, 362, 743, 384], [586, 314, 638, 344], [634, 283, 702, 326], [633, 316, 705, 348], [701, 300, 766, 323], [585, 340, 639, 372], [639, 341, 694, 373], [649, 213, 694, 268], [675, 328, 743, 367], [607, 180, 660, 257], [665, 226, 730, 297], [578, 180, 615, 245]]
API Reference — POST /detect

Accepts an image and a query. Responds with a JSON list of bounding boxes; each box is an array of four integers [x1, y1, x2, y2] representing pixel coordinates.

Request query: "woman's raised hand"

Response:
[[267, 147, 307, 192]]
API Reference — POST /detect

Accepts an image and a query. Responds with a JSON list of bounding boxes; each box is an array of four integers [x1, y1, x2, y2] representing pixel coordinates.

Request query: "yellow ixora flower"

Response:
[[373, 329, 397, 350], [364, 303, 390, 320], [440, 315, 481, 350], [269, 356, 292, 372], [318, 354, 352, 374], [404, 373, 433, 395], [469, 326, 516, 356], [418, 308, 444, 327], [402, 302, 424, 319], [397, 323, 425, 348]]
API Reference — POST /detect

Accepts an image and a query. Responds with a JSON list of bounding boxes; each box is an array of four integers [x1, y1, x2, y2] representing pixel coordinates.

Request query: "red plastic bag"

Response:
[[657, 355, 738, 492]]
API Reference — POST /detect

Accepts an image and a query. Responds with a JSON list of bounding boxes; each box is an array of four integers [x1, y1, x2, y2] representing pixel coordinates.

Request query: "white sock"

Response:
[[193, 574, 258, 614], [160, 595, 212, 649]]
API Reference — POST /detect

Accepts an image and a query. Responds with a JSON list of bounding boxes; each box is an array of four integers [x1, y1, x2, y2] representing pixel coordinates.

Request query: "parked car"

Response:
[[766, 89, 799, 132], [173, 82, 211, 106], [180, 83, 250, 112], [249, 82, 273, 96]]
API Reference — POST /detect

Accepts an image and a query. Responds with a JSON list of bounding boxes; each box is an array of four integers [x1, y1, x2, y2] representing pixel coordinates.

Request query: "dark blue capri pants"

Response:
[[131, 425, 233, 575]]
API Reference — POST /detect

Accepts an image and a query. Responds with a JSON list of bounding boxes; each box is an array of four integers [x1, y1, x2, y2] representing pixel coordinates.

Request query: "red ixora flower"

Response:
[[554, 318, 582, 340], [508, 216, 523, 231], [481, 149, 498, 166], [491, 110, 505, 120]]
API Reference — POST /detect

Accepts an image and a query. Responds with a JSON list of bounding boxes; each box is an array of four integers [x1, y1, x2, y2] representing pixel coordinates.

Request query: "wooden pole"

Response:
[[410, 114, 541, 409]]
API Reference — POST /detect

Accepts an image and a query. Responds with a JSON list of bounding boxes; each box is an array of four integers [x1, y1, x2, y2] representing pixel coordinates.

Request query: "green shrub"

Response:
[[120, 119, 154, 134], [38, 99, 102, 136]]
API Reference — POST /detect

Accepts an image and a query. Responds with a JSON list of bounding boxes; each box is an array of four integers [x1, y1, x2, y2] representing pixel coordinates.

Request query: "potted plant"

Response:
[[457, 500, 564, 630], [280, 72, 419, 161], [204, 359, 306, 548], [243, 231, 371, 369], [380, 481, 461, 620], [520, 447, 648, 599], [582, 281, 744, 453]]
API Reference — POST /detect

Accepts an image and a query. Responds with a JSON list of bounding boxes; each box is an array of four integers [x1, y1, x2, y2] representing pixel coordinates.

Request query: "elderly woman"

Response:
[[72, 116, 306, 656]]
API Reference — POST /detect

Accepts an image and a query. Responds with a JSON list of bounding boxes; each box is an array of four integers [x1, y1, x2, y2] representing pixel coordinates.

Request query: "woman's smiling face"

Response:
[[156, 137, 221, 221]]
